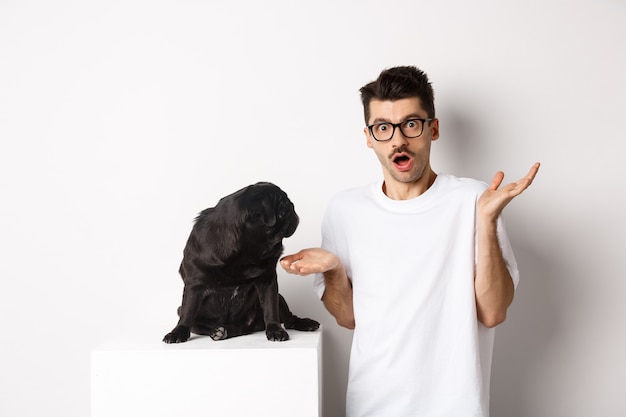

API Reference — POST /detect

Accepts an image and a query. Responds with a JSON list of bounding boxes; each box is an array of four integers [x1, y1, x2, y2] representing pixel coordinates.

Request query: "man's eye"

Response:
[[377, 123, 389, 132], [406, 120, 417, 128]]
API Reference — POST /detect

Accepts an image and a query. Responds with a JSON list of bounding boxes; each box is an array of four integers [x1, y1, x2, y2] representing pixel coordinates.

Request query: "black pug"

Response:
[[163, 182, 319, 344]]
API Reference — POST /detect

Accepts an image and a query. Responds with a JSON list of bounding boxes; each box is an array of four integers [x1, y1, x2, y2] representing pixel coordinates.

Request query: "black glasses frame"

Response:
[[367, 118, 434, 142]]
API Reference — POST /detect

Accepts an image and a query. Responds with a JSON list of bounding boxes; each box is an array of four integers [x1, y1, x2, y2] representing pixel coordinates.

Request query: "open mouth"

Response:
[[392, 153, 413, 170]]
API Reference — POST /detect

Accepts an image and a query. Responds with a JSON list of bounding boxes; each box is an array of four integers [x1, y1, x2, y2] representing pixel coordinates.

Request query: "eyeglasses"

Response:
[[367, 118, 433, 142]]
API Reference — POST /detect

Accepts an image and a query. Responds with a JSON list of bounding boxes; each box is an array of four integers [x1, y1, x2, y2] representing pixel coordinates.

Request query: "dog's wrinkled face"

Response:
[[240, 182, 299, 244]]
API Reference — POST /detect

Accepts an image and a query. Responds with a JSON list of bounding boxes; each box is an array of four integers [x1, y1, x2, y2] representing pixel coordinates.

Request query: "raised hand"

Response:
[[478, 162, 540, 221]]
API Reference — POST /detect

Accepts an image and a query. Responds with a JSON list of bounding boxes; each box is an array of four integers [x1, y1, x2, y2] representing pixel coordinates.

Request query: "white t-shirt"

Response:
[[313, 174, 519, 417]]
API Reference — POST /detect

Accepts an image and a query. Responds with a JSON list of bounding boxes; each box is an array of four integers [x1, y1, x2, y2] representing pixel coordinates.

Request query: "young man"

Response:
[[281, 66, 540, 416]]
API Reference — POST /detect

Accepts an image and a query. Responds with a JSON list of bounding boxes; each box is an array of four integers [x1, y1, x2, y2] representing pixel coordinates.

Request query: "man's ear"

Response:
[[364, 126, 374, 148], [430, 118, 440, 141]]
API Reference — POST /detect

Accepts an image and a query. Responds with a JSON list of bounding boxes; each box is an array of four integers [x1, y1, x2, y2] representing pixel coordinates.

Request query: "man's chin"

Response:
[[390, 172, 420, 184]]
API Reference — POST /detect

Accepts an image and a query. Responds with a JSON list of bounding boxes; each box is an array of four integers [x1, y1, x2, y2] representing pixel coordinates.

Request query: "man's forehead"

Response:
[[368, 97, 427, 122]]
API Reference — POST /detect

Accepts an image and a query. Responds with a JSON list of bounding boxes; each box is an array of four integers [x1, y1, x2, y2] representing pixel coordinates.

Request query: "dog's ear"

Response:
[[185, 183, 290, 266], [187, 192, 246, 266]]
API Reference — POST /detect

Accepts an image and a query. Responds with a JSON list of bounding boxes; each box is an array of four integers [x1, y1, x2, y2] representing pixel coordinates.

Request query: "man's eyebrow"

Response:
[[370, 114, 426, 124]]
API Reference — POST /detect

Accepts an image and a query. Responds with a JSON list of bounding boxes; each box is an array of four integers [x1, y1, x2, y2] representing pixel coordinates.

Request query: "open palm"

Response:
[[478, 162, 540, 221]]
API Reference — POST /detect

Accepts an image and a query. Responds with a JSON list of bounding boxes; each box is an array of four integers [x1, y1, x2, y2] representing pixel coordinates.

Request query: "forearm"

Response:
[[475, 217, 515, 328], [280, 247, 355, 329], [321, 263, 355, 329]]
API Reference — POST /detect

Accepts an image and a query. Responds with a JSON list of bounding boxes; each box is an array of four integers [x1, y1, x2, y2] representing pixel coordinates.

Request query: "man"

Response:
[[280, 66, 539, 416]]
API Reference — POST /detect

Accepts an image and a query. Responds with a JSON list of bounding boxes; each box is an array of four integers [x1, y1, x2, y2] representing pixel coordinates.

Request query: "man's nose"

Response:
[[390, 126, 409, 147]]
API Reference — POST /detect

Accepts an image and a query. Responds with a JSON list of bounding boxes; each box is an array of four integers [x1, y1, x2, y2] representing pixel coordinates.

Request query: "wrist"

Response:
[[324, 261, 347, 284], [477, 212, 499, 229]]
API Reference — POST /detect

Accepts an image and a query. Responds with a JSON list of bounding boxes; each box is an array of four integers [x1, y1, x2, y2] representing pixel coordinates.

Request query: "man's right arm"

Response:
[[280, 248, 355, 329], [321, 262, 355, 329]]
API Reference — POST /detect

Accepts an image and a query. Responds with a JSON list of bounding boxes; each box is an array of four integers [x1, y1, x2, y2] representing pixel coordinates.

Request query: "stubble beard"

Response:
[[389, 163, 426, 184], [386, 149, 429, 185]]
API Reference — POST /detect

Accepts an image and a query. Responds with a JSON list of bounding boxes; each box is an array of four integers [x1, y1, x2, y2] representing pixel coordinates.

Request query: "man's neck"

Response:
[[382, 170, 437, 201]]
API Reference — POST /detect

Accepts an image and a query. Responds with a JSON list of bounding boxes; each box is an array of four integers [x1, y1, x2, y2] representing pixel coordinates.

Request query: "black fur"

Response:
[[163, 182, 319, 343]]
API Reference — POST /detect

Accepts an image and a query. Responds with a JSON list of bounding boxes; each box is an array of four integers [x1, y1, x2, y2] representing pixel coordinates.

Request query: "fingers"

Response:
[[280, 250, 313, 275], [280, 255, 301, 273], [512, 162, 541, 195], [288, 264, 315, 275], [280, 251, 304, 266], [491, 162, 540, 193], [280, 259, 314, 276], [479, 162, 540, 220], [489, 171, 505, 191], [525, 162, 540, 184]]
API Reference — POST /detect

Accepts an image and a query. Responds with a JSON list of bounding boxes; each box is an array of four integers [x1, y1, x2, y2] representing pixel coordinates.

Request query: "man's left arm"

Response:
[[475, 162, 540, 327]]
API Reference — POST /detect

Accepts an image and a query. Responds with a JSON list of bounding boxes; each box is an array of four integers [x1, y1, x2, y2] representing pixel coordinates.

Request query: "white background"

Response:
[[1, 1, 625, 416]]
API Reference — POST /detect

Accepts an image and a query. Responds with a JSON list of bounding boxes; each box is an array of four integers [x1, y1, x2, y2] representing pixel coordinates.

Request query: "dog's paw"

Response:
[[266, 323, 289, 342], [209, 326, 228, 341], [163, 325, 191, 344], [293, 318, 320, 332]]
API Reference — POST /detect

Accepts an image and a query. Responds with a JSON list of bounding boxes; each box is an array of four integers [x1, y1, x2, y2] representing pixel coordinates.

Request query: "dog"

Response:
[[163, 182, 319, 343]]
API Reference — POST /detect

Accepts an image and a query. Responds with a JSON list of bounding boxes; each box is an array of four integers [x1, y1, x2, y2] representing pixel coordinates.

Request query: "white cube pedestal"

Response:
[[91, 327, 322, 417]]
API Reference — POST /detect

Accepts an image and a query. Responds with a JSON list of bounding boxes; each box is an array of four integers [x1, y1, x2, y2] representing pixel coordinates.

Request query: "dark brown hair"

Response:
[[359, 66, 435, 124]]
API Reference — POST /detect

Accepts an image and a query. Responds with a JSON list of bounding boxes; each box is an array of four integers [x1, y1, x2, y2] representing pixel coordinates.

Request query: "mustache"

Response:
[[389, 146, 415, 159]]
